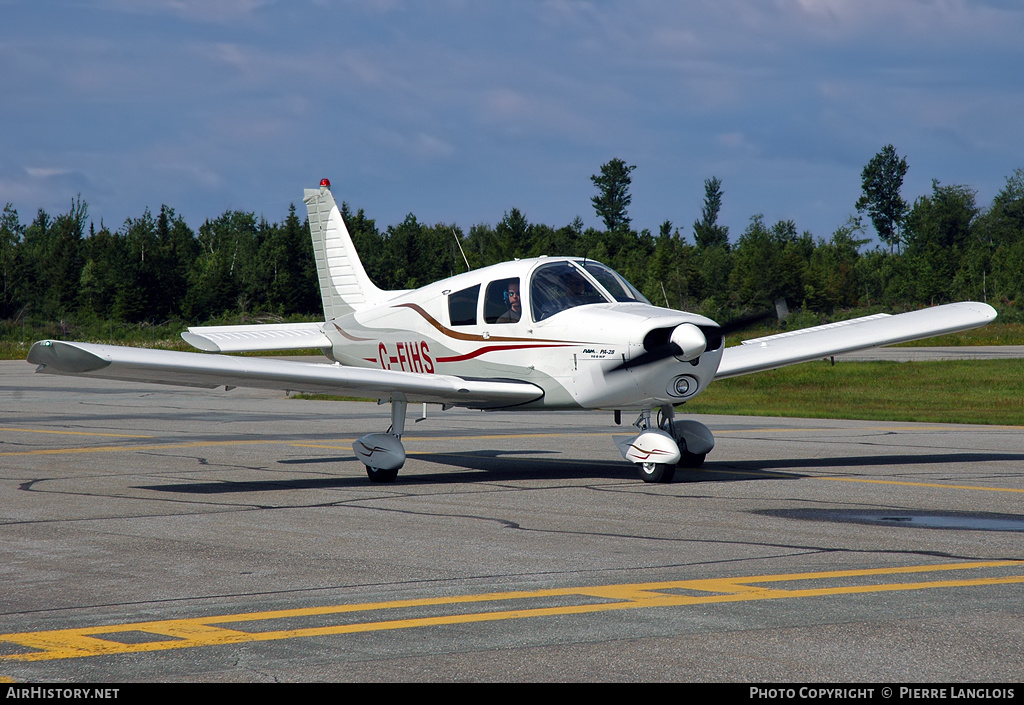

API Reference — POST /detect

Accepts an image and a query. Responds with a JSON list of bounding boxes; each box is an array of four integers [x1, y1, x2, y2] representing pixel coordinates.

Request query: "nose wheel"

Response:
[[637, 462, 676, 483], [366, 466, 400, 483]]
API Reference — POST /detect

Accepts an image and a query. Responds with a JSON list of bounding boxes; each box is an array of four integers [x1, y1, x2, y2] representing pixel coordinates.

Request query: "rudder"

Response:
[[303, 181, 385, 320]]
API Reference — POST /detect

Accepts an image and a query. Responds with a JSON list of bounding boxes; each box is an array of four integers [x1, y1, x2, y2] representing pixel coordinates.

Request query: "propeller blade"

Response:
[[609, 342, 682, 373], [717, 310, 775, 335]]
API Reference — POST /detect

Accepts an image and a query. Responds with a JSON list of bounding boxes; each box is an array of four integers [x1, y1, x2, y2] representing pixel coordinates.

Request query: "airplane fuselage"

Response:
[[320, 257, 724, 411]]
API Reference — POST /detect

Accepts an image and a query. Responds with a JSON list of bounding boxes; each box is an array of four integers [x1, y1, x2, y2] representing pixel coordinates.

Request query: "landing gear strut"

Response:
[[659, 406, 711, 468]]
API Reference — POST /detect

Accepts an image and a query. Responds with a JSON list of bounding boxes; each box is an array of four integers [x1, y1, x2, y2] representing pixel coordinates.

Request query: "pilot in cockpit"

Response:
[[496, 281, 521, 323]]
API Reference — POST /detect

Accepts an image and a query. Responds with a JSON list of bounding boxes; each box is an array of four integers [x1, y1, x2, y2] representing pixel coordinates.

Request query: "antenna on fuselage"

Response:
[[452, 228, 471, 272]]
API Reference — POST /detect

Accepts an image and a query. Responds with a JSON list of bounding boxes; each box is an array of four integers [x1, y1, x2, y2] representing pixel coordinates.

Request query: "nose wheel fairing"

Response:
[[614, 408, 715, 482]]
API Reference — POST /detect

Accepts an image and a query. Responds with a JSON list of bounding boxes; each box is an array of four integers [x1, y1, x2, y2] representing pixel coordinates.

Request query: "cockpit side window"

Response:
[[448, 284, 480, 326], [484, 278, 521, 324], [530, 262, 607, 322]]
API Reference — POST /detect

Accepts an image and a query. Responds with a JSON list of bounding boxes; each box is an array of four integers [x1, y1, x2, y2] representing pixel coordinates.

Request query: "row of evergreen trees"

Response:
[[2, 163, 1023, 331]]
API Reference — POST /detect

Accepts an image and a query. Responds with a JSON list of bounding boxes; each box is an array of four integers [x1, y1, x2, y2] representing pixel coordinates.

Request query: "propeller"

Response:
[[608, 309, 776, 373], [610, 323, 705, 372], [717, 309, 779, 336]]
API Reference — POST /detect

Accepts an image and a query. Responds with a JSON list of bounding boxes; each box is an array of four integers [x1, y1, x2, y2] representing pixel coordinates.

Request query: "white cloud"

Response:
[[25, 167, 74, 179], [476, 88, 597, 141], [369, 128, 455, 161], [777, 0, 1024, 45], [152, 159, 224, 189], [100, 0, 272, 23], [717, 133, 754, 152]]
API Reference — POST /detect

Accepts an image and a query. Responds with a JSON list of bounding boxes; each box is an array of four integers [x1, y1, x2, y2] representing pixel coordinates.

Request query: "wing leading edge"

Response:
[[716, 301, 997, 379], [27, 340, 543, 409]]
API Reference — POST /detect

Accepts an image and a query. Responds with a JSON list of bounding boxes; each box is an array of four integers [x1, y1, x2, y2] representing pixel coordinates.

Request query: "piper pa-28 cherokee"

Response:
[[28, 179, 997, 483]]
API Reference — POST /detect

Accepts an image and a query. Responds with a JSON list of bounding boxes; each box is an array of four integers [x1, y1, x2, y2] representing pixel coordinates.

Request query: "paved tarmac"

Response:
[[2, 360, 1023, 683]]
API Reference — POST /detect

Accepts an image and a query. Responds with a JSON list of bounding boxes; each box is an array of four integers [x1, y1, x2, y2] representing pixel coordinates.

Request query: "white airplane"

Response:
[[28, 179, 997, 483]]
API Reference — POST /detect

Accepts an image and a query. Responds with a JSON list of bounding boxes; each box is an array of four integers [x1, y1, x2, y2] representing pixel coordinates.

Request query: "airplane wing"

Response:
[[27, 340, 543, 409], [715, 301, 997, 379], [181, 322, 331, 353]]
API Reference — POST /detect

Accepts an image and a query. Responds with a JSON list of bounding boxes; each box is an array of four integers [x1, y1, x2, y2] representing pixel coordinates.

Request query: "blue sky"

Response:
[[2, 0, 1023, 245]]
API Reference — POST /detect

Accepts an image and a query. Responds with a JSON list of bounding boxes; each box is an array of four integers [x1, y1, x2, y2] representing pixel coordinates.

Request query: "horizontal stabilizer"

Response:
[[28, 340, 544, 409], [182, 322, 331, 353], [716, 301, 997, 379]]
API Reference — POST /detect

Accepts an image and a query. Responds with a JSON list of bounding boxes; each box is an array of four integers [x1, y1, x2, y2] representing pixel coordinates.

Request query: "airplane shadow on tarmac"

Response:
[[722, 451, 1024, 472], [134, 448, 1024, 495]]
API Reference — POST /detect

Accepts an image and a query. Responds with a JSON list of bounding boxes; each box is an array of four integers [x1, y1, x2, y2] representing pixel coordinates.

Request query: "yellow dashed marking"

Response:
[[0, 440, 272, 457], [0, 427, 154, 439], [2, 561, 1021, 662], [820, 476, 1024, 494]]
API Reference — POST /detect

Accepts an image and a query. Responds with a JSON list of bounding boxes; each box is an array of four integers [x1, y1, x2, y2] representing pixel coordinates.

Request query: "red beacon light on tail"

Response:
[[320, 178, 331, 189]]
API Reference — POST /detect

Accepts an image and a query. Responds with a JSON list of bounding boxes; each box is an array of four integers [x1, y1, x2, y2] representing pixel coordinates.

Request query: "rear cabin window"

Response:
[[448, 285, 480, 326]]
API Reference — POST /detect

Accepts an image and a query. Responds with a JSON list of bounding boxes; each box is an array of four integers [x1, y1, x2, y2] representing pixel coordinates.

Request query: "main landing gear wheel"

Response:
[[679, 450, 707, 468], [355, 400, 407, 484], [637, 462, 676, 484], [366, 466, 399, 483]]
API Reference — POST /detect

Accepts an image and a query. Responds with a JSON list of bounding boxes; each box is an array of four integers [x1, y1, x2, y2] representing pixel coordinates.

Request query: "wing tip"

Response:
[[27, 340, 111, 374], [975, 301, 998, 323], [181, 331, 222, 352]]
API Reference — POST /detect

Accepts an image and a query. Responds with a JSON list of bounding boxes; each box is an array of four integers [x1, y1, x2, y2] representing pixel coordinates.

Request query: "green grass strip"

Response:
[[686, 359, 1024, 425]]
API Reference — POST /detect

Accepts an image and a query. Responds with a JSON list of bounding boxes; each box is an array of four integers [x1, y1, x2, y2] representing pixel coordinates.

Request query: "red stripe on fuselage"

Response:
[[332, 323, 376, 342], [435, 343, 571, 363]]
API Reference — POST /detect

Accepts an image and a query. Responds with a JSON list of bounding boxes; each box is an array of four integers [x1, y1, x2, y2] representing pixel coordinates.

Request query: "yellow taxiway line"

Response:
[[2, 561, 1022, 662], [0, 427, 154, 439], [820, 476, 1024, 494]]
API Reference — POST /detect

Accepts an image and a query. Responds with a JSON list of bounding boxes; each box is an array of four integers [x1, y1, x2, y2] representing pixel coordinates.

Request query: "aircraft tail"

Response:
[[303, 180, 386, 320]]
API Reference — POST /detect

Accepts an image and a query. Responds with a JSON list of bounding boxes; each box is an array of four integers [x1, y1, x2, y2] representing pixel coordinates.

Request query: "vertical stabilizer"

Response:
[[303, 182, 386, 320]]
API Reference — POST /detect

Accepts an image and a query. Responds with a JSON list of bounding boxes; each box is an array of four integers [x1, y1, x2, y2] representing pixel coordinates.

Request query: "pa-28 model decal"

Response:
[[28, 179, 997, 484]]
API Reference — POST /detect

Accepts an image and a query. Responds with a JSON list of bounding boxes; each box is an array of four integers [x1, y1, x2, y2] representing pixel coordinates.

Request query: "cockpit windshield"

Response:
[[577, 261, 651, 304], [530, 261, 608, 321]]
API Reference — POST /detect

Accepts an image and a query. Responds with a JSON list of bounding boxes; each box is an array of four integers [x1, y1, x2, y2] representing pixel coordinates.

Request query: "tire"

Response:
[[679, 451, 707, 468], [366, 465, 399, 483], [637, 462, 676, 483]]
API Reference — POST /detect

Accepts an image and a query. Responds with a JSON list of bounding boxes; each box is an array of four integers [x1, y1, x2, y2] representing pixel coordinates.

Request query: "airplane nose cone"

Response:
[[669, 323, 707, 362]]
